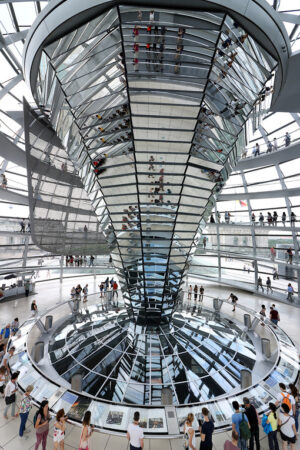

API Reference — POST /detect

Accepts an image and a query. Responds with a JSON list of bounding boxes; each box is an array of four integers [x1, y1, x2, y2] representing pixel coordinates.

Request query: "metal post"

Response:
[[241, 369, 252, 389], [261, 338, 271, 358], [45, 315, 53, 331], [244, 314, 251, 328], [33, 341, 44, 363]]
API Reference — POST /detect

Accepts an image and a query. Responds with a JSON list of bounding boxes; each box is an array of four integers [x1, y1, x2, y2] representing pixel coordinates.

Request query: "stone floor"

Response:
[[0, 275, 299, 449]]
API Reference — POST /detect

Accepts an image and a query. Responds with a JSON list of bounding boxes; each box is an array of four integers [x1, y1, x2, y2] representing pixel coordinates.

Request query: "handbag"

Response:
[[5, 393, 16, 405]]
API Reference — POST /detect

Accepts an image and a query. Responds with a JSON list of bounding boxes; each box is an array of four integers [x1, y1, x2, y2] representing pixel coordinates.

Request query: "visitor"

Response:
[[31, 299, 38, 316], [269, 306, 280, 326], [278, 403, 297, 450], [89, 255, 95, 266], [289, 384, 299, 432], [0, 364, 7, 398], [210, 214, 215, 223], [70, 287, 76, 298], [24, 279, 30, 296], [286, 247, 293, 264], [0, 346, 15, 370], [267, 212, 272, 226], [113, 281, 118, 298], [231, 401, 250, 450], [273, 268, 279, 280], [290, 211, 296, 227], [199, 407, 214, 450], [83, 284, 88, 302], [266, 140, 273, 153], [79, 411, 94, 450], [199, 286, 204, 302], [0, 343, 5, 364], [285, 132, 291, 147], [266, 277, 273, 294], [183, 413, 196, 450], [203, 236, 207, 249], [0, 324, 11, 344], [256, 276, 264, 292], [225, 211, 230, 224], [282, 211, 286, 226], [270, 247, 276, 261], [254, 143, 260, 156], [287, 283, 294, 302], [99, 282, 104, 298], [18, 384, 34, 438], [3, 371, 19, 419], [266, 403, 279, 450], [224, 430, 239, 450], [188, 285, 192, 301], [259, 213, 264, 226], [34, 400, 51, 450], [259, 304, 266, 326], [127, 411, 144, 450], [228, 293, 238, 311], [194, 285, 198, 302], [53, 409, 67, 449], [275, 383, 295, 416], [273, 137, 278, 151], [251, 212, 256, 225], [243, 397, 260, 450], [20, 219, 25, 233], [1, 173, 7, 188], [11, 317, 19, 336], [104, 276, 109, 292], [272, 211, 278, 226]]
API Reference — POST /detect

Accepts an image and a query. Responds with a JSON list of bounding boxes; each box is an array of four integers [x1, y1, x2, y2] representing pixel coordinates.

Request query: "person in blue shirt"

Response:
[[0, 324, 11, 344], [231, 401, 249, 450]]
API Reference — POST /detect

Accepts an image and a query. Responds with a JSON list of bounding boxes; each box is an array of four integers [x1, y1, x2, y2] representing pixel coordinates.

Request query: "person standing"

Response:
[[228, 293, 238, 312], [24, 279, 30, 297], [287, 247, 293, 264], [272, 211, 278, 226], [273, 137, 278, 151], [259, 213, 264, 226], [266, 140, 273, 153], [53, 409, 67, 450], [83, 284, 88, 303], [79, 411, 94, 450], [269, 306, 280, 326], [199, 286, 204, 302], [31, 299, 38, 316], [275, 383, 296, 417], [193, 285, 198, 302], [34, 400, 51, 450], [20, 219, 25, 233], [127, 411, 144, 450], [0, 365, 7, 398], [224, 431, 239, 450], [254, 143, 260, 156], [18, 384, 33, 439], [266, 403, 279, 450], [278, 403, 297, 450], [289, 384, 299, 433], [251, 212, 256, 225], [290, 212, 296, 227], [285, 132, 291, 147], [99, 282, 104, 298], [11, 317, 19, 336], [259, 304, 266, 326], [199, 407, 214, 450], [203, 236, 207, 250], [0, 346, 15, 370], [287, 283, 294, 302], [231, 401, 250, 450], [266, 277, 273, 294], [3, 371, 19, 419], [113, 281, 118, 298], [188, 285, 192, 301], [273, 268, 279, 280], [257, 276, 264, 292], [243, 397, 260, 450], [282, 211, 286, 226], [0, 324, 11, 345], [183, 413, 196, 450]]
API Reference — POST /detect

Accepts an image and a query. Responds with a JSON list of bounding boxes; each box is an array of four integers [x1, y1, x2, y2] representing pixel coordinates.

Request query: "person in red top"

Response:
[[113, 281, 118, 298], [269, 306, 280, 326]]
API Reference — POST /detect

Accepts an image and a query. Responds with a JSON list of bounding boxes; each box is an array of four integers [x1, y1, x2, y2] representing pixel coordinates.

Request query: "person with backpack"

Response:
[[231, 401, 250, 450], [275, 383, 295, 417], [34, 400, 51, 449], [266, 403, 279, 450], [183, 413, 196, 450], [199, 407, 214, 450], [278, 403, 297, 449], [289, 384, 299, 432], [243, 397, 261, 450]]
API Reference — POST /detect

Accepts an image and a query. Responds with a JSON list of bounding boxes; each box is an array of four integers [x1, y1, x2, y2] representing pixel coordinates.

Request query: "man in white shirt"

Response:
[[275, 382, 295, 416], [4, 371, 18, 419], [127, 411, 144, 450], [0, 346, 15, 370]]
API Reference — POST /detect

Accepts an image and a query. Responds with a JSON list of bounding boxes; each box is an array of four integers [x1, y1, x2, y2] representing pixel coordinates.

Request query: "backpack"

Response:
[[281, 393, 292, 410], [239, 413, 251, 441]]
